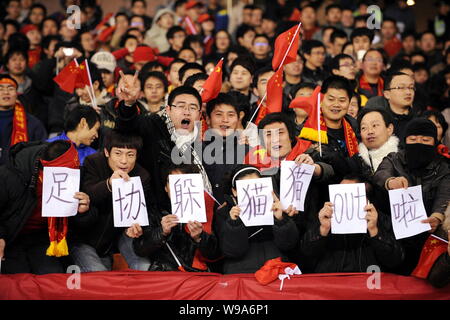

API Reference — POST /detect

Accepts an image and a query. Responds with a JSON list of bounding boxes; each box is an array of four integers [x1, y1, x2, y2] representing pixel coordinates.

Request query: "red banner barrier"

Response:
[[0, 271, 449, 300]]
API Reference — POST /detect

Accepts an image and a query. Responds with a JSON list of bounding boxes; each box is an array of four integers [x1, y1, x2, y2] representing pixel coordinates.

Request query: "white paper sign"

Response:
[[42, 167, 80, 217], [236, 177, 274, 227], [169, 173, 206, 223], [112, 176, 149, 227], [329, 183, 367, 234], [280, 161, 314, 211], [388, 185, 431, 240]]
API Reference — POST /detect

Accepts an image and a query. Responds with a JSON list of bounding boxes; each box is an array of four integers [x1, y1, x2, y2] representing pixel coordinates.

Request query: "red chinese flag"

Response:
[[272, 25, 300, 71], [411, 235, 448, 279], [53, 60, 80, 93], [293, 86, 328, 144], [75, 60, 91, 89], [254, 68, 284, 125], [265, 68, 284, 113], [201, 59, 223, 103]]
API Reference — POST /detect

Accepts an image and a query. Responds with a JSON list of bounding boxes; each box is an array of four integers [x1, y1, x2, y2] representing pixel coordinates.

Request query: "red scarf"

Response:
[[437, 144, 450, 159], [244, 137, 312, 171], [358, 74, 384, 97], [342, 117, 359, 157], [11, 102, 29, 146], [40, 142, 80, 257]]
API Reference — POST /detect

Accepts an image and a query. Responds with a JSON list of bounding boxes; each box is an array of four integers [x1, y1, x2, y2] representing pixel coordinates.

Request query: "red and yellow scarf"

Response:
[[40, 142, 80, 257], [358, 74, 384, 97], [11, 102, 29, 146]]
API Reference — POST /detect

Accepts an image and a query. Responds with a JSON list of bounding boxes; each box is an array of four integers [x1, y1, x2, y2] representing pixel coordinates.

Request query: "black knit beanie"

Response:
[[404, 118, 437, 144]]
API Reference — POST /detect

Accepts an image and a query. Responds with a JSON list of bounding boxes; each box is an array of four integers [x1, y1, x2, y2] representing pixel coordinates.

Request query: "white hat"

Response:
[[90, 51, 117, 73]]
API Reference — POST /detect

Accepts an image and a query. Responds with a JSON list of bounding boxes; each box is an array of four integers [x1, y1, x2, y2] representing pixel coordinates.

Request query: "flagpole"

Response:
[[245, 22, 302, 129], [74, 59, 95, 109], [84, 59, 98, 110], [317, 92, 322, 157]]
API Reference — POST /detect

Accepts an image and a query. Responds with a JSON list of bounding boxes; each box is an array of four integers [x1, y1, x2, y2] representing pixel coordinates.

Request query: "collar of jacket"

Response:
[[358, 135, 399, 172]]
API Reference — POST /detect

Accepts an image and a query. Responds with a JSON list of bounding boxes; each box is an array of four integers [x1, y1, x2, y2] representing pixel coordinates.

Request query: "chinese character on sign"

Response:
[[241, 183, 268, 220], [173, 178, 201, 218], [169, 174, 207, 223], [280, 161, 314, 211], [388, 185, 430, 239], [112, 177, 149, 227], [42, 167, 80, 217], [236, 177, 274, 227]]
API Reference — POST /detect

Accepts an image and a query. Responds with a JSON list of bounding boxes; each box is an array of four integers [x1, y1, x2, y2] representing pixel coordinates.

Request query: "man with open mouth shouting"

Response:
[[114, 71, 211, 212]]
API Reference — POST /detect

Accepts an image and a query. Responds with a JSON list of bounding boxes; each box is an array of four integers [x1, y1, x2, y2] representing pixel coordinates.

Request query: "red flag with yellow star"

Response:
[[255, 68, 283, 125], [272, 25, 300, 71], [201, 58, 223, 103], [411, 235, 448, 279], [75, 60, 91, 89], [53, 60, 80, 93]]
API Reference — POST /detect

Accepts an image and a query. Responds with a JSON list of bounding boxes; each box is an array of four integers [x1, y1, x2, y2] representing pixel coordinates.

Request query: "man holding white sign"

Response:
[[374, 118, 450, 274], [132, 164, 221, 272], [0, 141, 92, 274], [71, 131, 152, 272], [301, 175, 403, 273]]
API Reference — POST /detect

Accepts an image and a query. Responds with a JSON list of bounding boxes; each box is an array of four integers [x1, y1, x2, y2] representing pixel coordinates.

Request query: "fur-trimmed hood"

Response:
[[358, 135, 399, 172]]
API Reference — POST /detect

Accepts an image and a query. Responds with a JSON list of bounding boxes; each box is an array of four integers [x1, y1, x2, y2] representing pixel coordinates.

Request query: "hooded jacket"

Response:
[[144, 8, 176, 53]]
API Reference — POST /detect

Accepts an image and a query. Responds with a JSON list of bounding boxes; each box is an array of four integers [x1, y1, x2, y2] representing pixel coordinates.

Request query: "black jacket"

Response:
[[202, 131, 249, 205], [0, 141, 96, 244], [428, 252, 450, 288], [115, 103, 204, 211], [373, 151, 450, 274], [74, 152, 152, 256], [300, 210, 404, 273], [0, 109, 48, 166], [214, 194, 299, 274], [133, 209, 221, 272]]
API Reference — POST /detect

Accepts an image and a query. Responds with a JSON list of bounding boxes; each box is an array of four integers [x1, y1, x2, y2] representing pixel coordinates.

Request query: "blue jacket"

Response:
[[47, 132, 96, 165]]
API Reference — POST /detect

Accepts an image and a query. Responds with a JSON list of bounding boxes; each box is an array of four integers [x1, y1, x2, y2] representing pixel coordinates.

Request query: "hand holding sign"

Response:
[[42, 167, 80, 217], [388, 185, 430, 239], [319, 202, 333, 236], [280, 161, 314, 211], [169, 174, 207, 223], [365, 203, 378, 237]]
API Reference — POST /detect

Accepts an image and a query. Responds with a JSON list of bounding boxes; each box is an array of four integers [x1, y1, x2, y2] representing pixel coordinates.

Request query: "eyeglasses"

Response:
[[385, 86, 416, 92], [0, 86, 16, 93], [170, 104, 200, 112]]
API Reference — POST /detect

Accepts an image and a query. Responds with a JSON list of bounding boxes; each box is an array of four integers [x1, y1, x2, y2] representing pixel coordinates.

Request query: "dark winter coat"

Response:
[[214, 194, 299, 274]]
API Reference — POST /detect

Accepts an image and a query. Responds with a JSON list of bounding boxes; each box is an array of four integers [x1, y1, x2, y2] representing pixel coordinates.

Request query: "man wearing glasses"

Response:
[[0, 74, 47, 165], [383, 72, 416, 141], [114, 72, 211, 212]]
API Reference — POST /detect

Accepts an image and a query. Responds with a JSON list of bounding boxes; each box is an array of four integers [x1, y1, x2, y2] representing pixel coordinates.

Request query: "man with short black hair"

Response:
[[382, 71, 416, 140], [114, 75, 212, 211], [161, 26, 187, 58], [0, 74, 47, 165], [71, 130, 152, 272], [301, 40, 329, 85], [47, 105, 100, 165]]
